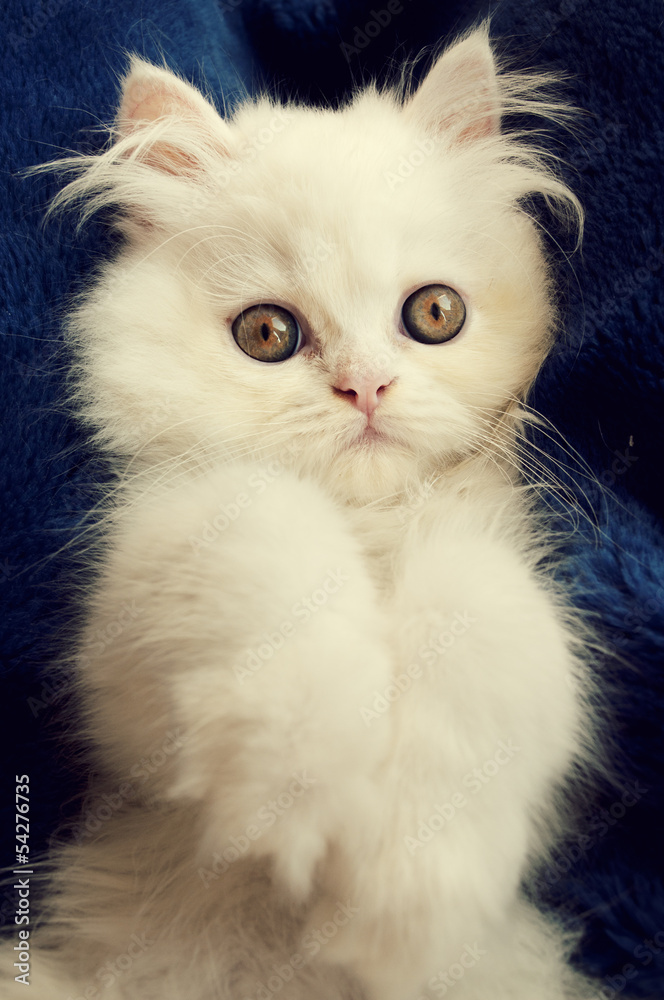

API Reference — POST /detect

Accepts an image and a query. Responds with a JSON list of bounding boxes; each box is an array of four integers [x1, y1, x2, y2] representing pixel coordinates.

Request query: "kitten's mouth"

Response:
[[352, 424, 389, 446]]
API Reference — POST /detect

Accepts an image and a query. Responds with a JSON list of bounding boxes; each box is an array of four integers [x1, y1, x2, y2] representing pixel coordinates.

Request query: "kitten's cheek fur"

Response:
[[81, 465, 393, 900]]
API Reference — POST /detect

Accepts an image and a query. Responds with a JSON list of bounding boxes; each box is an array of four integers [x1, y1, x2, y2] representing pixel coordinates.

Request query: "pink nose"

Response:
[[333, 374, 393, 418]]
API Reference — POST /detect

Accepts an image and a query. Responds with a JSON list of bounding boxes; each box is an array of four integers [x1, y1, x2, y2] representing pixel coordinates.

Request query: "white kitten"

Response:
[[3, 25, 604, 1000]]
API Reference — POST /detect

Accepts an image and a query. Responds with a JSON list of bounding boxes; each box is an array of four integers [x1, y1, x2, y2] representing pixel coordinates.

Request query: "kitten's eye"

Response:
[[232, 305, 301, 362], [401, 284, 466, 344]]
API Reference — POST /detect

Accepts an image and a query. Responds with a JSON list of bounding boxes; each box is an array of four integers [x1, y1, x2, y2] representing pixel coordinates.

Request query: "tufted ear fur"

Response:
[[115, 57, 234, 174], [406, 27, 501, 143]]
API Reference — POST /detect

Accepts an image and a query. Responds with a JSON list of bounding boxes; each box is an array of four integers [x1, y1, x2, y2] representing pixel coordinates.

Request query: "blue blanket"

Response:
[[1, 0, 663, 993]]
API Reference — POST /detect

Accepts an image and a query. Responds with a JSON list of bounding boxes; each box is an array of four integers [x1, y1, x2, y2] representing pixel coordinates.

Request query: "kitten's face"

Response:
[[72, 34, 571, 504]]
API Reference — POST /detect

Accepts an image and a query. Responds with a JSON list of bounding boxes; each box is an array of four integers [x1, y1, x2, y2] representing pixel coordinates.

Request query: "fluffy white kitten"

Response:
[[3, 24, 604, 1000]]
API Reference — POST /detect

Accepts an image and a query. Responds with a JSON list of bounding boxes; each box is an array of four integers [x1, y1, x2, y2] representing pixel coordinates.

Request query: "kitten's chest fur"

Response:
[[343, 459, 525, 597]]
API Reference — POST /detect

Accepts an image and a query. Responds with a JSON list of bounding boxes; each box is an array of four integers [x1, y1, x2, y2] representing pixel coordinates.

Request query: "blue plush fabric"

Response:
[[1, 0, 663, 995], [0, 0, 259, 931]]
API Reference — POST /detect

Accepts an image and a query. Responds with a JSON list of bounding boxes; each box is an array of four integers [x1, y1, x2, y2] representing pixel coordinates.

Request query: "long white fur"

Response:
[[2, 25, 604, 1000]]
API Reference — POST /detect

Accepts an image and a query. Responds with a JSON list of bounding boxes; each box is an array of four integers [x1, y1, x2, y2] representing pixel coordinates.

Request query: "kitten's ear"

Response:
[[116, 57, 232, 174], [406, 27, 500, 143]]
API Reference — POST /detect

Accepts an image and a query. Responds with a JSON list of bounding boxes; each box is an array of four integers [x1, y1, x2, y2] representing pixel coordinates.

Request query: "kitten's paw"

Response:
[[303, 749, 533, 999], [81, 462, 394, 901], [306, 890, 596, 1000], [174, 610, 393, 900], [156, 466, 395, 900]]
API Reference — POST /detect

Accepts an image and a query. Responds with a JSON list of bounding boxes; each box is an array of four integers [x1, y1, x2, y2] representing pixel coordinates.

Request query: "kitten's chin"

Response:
[[316, 442, 419, 505]]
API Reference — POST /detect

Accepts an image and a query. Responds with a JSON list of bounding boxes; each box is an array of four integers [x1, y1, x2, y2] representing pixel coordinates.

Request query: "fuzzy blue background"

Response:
[[1, 0, 663, 994]]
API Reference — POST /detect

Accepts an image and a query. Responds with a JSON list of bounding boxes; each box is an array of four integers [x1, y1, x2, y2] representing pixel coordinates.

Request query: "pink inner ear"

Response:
[[450, 87, 500, 142], [114, 67, 232, 175], [124, 91, 171, 123], [115, 87, 201, 174], [120, 81, 194, 129], [407, 33, 501, 144], [439, 54, 500, 141]]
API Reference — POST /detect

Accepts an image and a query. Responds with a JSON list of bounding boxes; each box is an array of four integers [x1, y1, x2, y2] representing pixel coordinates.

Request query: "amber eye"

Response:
[[401, 284, 466, 344], [232, 304, 301, 362]]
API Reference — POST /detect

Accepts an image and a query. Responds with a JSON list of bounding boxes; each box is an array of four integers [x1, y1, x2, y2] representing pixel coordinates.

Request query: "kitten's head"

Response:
[[56, 26, 581, 504]]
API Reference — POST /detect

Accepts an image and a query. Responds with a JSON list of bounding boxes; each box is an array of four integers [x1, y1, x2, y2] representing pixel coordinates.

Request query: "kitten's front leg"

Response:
[[311, 493, 589, 999], [77, 464, 392, 899]]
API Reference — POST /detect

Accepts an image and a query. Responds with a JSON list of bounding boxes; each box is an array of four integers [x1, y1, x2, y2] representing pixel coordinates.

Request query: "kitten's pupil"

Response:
[[401, 284, 466, 344], [231, 304, 300, 362]]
